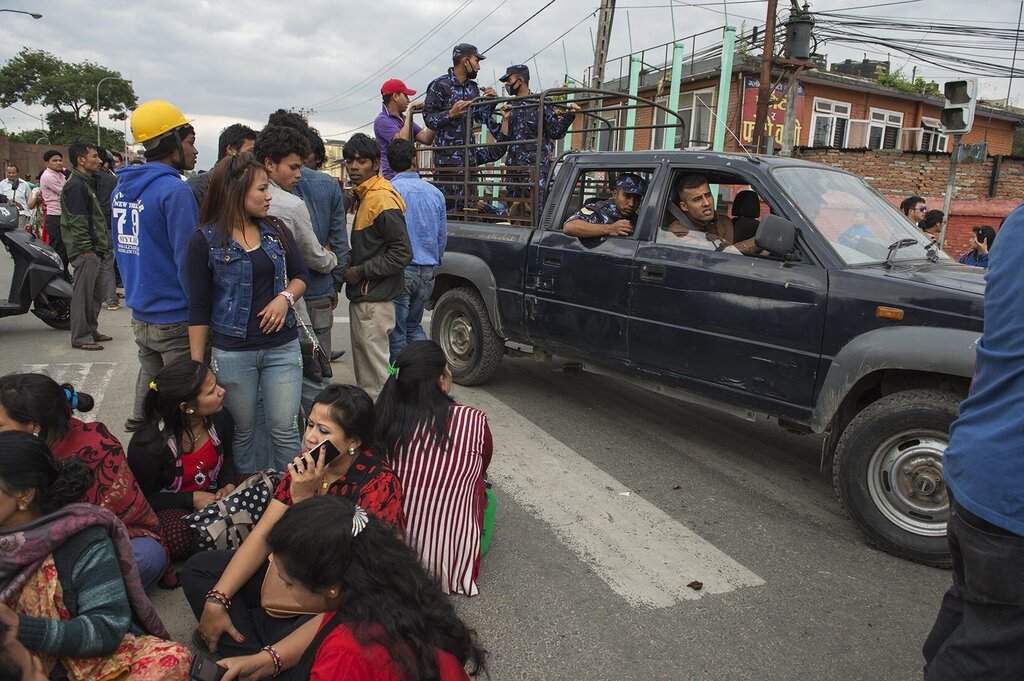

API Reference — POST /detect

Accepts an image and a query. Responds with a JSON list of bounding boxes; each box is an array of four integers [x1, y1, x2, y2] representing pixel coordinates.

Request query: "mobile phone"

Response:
[[308, 438, 342, 467], [189, 654, 226, 681]]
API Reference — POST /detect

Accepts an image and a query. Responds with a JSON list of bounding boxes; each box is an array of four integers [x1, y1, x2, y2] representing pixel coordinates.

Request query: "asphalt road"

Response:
[[0, 255, 951, 680]]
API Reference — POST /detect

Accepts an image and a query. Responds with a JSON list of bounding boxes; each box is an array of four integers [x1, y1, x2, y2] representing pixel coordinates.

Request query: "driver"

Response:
[[666, 175, 759, 255], [563, 173, 646, 239]]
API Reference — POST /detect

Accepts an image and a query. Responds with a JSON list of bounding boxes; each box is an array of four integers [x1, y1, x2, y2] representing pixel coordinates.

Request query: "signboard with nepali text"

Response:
[[741, 76, 805, 147]]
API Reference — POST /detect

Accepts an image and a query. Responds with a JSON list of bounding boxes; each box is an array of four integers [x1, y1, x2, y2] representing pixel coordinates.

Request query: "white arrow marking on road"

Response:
[[22, 363, 116, 423], [464, 387, 765, 608]]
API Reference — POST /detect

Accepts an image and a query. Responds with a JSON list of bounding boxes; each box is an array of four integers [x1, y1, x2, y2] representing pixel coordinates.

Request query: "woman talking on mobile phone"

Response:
[[181, 384, 404, 659]]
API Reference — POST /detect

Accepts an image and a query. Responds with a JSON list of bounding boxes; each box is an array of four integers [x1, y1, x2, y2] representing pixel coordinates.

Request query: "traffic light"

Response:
[[940, 79, 977, 135]]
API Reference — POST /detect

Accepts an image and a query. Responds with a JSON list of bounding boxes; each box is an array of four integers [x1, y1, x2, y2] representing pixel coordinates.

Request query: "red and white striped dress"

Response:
[[388, 403, 493, 596]]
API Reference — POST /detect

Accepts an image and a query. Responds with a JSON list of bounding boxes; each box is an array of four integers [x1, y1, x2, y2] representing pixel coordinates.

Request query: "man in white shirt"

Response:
[[0, 163, 32, 229]]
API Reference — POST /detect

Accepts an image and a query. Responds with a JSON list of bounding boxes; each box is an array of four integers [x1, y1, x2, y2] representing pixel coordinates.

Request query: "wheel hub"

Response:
[[440, 310, 476, 369], [867, 431, 949, 537]]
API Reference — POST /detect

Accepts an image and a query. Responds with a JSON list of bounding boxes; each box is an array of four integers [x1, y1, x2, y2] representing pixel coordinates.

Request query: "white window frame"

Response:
[[810, 97, 852, 148], [652, 95, 686, 150], [679, 89, 715, 149], [919, 116, 949, 152], [868, 108, 904, 150]]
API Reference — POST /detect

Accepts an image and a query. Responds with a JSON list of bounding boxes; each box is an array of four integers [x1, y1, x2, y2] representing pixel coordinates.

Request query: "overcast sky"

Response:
[[0, 0, 1019, 168]]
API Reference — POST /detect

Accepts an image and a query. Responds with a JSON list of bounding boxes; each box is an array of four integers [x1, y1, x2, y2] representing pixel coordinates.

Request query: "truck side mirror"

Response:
[[755, 214, 797, 257]]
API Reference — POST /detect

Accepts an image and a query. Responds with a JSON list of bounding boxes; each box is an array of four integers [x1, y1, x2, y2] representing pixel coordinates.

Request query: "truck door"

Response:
[[524, 165, 657, 362], [628, 169, 828, 411]]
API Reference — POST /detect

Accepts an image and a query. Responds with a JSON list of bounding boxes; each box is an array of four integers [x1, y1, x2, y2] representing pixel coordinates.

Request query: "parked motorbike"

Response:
[[0, 203, 72, 329]]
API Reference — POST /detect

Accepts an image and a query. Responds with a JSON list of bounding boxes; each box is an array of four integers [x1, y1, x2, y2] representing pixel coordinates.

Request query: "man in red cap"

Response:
[[374, 78, 435, 179]]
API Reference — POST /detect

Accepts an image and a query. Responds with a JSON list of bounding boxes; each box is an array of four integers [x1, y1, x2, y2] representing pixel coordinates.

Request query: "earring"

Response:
[[327, 588, 339, 598], [186, 408, 195, 414], [347, 446, 356, 457]]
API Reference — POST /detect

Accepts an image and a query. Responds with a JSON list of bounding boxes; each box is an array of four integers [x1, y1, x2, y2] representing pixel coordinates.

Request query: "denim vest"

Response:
[[199, 221, 296, 338]]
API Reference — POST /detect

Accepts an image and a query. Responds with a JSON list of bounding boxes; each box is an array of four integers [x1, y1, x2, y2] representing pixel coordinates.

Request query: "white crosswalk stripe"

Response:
[[463, 386, 766, 608], [21, 362, 117, 422]]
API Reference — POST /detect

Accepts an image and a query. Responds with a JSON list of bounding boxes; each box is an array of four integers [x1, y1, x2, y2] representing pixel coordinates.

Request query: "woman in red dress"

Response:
[[127, 358, 237, 561], [182, 384, 405, 659], [0, 373, 167, 591], [216, 496, 487, 681], [376, 341, 493, 596]]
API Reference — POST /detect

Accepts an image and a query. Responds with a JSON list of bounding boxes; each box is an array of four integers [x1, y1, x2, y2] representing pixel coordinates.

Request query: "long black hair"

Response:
[[142, 358, 212, 451], [0, 373, 95, 446], [375, 341, 454, 458], [268, 496, 488, 680], [312, 384, 376, 450], [0, 431, 93, 515]]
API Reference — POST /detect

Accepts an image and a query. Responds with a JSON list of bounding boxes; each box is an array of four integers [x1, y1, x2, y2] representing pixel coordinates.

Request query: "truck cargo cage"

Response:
[[416, 88, 687, 228]]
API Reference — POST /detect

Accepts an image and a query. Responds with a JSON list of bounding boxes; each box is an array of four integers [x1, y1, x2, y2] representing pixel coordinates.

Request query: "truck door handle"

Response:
[[640, 264, 665, 281], [543, 253, 563, 266]]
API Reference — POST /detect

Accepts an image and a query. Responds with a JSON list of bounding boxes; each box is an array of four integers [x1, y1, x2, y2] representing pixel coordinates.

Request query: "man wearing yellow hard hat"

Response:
[[112, 99, 200, 431]]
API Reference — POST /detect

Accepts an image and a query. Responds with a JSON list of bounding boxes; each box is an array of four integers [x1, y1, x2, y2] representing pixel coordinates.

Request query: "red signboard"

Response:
[[740, 76, 805, 147]]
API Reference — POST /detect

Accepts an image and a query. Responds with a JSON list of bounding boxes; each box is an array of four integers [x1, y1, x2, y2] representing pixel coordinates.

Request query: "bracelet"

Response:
[[277, 290, 295, 307], [262, 645, 283, 677], [204, 588, 231, 610]]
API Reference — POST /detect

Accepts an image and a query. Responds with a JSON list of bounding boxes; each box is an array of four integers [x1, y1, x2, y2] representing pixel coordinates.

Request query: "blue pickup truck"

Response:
[[427, 148, 985, 566]]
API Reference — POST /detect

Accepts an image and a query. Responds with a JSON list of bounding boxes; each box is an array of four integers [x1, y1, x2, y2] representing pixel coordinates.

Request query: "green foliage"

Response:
[[0, 47, 136, 146], [875, 68, 941, 97]]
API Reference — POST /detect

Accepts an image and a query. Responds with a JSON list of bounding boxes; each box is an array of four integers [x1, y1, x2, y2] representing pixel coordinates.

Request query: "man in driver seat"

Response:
[[667, 174, 759, 255], [563, 173, 646, 239]]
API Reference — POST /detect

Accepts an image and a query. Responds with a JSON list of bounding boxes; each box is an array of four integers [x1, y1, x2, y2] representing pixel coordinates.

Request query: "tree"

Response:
[[0, 47, 137, 148]]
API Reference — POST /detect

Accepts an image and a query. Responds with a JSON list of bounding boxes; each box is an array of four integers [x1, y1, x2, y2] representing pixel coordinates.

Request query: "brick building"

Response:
[[0, 138, 69, 183]]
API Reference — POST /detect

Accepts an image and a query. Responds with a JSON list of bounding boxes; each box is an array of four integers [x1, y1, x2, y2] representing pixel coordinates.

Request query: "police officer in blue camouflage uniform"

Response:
[[496, 64, 580, 218], [563, 173, 647, 239], [423, 43, 503, 209]]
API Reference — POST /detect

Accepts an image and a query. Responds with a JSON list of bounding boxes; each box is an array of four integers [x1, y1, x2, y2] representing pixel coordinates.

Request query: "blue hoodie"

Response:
[[111, 163, 198, 324]]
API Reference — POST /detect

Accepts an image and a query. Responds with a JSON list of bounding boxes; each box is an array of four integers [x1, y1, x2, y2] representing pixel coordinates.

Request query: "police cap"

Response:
[[613, 173, 647, 196], [453, 43, 486, 61], [499, 65, 530, 82]]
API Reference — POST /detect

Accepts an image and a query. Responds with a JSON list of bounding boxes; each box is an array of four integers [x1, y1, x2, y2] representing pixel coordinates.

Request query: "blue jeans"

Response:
[[131, 536, 166, 593], [389, 265, 435, 362], [211, 339, 303, 473]]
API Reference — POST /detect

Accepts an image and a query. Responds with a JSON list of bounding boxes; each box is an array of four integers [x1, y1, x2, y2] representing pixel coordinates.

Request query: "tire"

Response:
[[832, 389, 959, 567], [431, 287, 504, 386], [33, 294, 71, 330]]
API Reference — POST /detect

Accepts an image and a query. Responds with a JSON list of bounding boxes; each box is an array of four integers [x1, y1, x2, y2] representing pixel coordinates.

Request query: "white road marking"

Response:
[[463, 387, 765, 608], [22, 363, 117, 423]]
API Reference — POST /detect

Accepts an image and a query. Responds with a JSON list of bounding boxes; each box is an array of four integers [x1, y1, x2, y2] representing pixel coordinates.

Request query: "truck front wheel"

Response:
[[832, 389, 960, 567], [431, 288, 504, 386]]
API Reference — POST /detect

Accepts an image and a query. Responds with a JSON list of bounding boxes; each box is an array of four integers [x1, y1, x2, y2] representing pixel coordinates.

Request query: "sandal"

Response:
[[93, 334, 113, 342], [72, 343, 104, 351]]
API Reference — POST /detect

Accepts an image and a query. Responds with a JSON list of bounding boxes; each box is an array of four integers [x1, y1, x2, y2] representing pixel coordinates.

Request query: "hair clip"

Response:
[[386, 363, 399, 378], [149, 380, 158, 391], [62, 387, 79, 410], [352, 505, 369, 537]]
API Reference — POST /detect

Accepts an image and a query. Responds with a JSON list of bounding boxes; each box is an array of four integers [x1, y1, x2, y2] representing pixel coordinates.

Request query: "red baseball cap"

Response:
[[381, 79, 416, 96]]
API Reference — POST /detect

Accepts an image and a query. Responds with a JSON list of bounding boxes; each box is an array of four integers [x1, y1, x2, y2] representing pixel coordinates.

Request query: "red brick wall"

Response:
[[792, 147, 1020, 255], [0, 139, 70, 183]]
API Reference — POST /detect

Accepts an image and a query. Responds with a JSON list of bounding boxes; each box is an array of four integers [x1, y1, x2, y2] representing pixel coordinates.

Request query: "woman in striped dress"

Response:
[[376, 341, 493, 596]]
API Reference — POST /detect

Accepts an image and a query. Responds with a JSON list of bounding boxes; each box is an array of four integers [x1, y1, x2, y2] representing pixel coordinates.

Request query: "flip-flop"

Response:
[[72, 343, 104, 351], [94, 334, 113, 342]]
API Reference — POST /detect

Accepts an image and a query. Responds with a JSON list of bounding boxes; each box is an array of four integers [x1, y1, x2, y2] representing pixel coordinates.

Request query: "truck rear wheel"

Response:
[[832, 389, 959, 567], [431, 288, 504, 386]]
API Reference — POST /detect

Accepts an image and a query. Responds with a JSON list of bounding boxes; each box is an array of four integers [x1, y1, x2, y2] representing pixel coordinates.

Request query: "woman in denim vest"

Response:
[[186, 153, 309, 473]]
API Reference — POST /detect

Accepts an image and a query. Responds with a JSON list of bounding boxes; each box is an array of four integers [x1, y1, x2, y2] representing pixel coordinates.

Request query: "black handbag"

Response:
[[298, 314, 332, 383]]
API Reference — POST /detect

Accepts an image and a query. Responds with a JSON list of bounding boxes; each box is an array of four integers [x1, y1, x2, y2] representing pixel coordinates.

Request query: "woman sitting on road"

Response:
[[0, 373, 167, 592], [216, 496, 487, 681], [181, 384, 405, 658], [376, 340, 493, 596], [127, 358, 236, 561], [187, 151, 309, 474], [0, 432, 190, 680]]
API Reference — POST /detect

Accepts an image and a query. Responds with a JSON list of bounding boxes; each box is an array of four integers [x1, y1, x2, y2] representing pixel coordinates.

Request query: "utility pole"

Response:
[[586, 0, 616, 149], [753, 0, 779, 154]]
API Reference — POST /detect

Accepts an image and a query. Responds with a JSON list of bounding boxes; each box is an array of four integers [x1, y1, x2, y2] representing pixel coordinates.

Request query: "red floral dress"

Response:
[[50, 418, 162, 543], [273, 449, 405, 530]]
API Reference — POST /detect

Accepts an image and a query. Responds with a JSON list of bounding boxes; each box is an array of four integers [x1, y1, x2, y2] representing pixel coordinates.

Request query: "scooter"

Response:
[[0, 203, 73, 330]]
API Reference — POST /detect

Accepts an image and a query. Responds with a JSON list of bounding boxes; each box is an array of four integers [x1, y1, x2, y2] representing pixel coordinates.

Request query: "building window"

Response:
[[811, 98, 851, 147], [919, 117, 949, 152], [652, 96, 685, 150], [595, 106, 628, 151], [868, 108, 903, 150], [680, 90, 714, 148]]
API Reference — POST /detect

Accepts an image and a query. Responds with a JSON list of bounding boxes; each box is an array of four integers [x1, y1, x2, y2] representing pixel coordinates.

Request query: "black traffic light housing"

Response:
[[940, 79, 977, 135]]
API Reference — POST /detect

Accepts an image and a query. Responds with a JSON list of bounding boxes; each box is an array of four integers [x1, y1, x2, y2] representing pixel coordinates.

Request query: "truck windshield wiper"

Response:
[[883, 238, 920, 269]]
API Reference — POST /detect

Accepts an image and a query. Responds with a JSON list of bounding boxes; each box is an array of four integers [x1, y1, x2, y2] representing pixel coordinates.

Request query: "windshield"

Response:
[[773, 166, 950, 266]]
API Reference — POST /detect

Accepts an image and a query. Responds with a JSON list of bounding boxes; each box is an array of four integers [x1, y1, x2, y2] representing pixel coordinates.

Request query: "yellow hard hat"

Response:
[[131, 100, 192, 145]]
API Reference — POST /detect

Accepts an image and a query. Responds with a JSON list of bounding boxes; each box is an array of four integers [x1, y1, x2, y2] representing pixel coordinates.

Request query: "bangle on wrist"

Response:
[[277, 290, 295, 307], [205, 588, 231, 610], [262, 645, 283, 677]]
